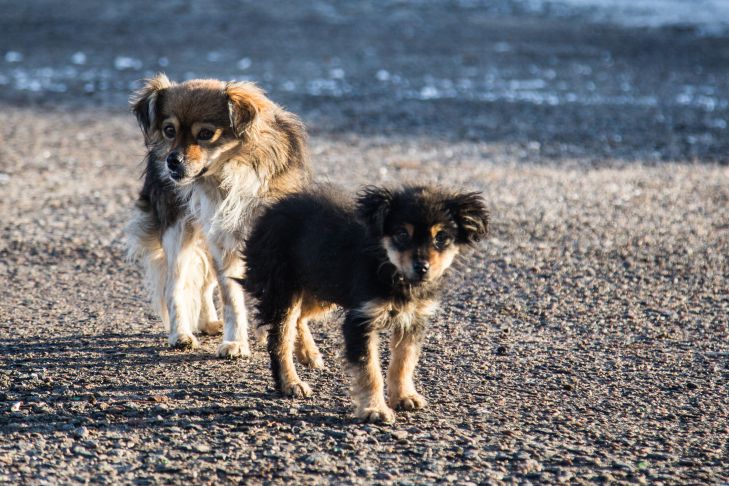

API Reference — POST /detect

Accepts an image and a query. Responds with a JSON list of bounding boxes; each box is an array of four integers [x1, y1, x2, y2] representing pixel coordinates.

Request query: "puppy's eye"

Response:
[[433, 231, 450, 250], [393, 228, 410, 245], [197, 128, 214, 141], [163, 125, 176, 138]]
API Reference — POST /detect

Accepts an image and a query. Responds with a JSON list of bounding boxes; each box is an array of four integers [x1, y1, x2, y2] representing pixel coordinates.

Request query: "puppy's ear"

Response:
[[225, 81, 271, 137], [445, 191, 489, 245], [356, 186, 393, 236], [130, 73, 172, 137]]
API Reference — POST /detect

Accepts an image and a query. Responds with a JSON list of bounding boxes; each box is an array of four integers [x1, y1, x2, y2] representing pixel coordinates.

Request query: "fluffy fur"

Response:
[[242, 185, 489, 423], [125, 74, 311, 357]]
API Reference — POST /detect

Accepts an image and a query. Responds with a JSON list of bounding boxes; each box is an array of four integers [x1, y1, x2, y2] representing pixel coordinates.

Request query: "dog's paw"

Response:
[[199, 320, 224, 335], [280, 381, 312, 398], [169, 333, 200, 350], [389, 393, 427, 411], [358, 405, 396, 424], [297, 351, 325, 370], [216, 341, 251, 359], [254, 324, 270, 344]]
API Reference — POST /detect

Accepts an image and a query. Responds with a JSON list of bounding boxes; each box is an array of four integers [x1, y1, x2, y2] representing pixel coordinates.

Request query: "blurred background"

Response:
[[2, 0, 729, 162]]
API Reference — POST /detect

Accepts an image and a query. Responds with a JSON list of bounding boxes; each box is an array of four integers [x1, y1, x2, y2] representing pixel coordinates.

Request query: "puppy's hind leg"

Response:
[[295, 317, 324, 369], [163, 220, 203, 350], [294, 295, 327, 369], [269, 296, 312, 398]]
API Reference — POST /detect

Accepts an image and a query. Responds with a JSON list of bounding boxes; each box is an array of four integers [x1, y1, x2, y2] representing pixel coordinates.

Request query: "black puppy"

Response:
[[242, 185, 489, 423]]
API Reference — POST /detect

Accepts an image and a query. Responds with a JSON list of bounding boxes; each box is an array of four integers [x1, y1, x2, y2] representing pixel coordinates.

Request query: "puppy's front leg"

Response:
[[343, 310, 395, 424], [387, 328, 427, 411], [212, 251, 251, 358]]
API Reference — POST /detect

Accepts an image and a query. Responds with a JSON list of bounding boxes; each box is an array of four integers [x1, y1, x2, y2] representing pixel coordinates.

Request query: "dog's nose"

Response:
[[166, 152, 183, 169], [413, 260, 430, 276]]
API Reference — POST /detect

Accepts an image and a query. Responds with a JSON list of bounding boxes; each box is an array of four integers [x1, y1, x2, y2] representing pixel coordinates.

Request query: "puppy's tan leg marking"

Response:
[[214, 251, 251, 358], [387, 331, 427, 411], [349, 333, 395, 424], [295, 317, 324, 369], [278, 298, 312, 398], [294, 295, 329, 369]]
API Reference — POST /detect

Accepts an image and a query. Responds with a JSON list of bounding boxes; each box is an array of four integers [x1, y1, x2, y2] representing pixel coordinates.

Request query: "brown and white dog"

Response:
[[125, 74, 314, 359]]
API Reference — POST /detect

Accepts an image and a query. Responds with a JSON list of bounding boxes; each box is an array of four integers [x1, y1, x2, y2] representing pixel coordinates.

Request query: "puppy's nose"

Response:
[[166, 152, 183, 169], [413, 260, 430, 276]]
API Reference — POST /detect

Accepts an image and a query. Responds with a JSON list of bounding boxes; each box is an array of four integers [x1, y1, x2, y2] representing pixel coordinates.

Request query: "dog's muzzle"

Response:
[[166, 152, 185, 180]]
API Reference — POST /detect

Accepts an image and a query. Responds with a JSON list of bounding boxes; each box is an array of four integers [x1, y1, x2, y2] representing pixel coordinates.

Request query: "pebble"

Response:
[[71, 426, 88, 439]]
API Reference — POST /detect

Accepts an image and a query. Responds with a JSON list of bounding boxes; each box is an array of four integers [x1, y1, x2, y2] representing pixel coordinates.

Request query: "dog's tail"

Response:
[[241, 210, 297, 330]]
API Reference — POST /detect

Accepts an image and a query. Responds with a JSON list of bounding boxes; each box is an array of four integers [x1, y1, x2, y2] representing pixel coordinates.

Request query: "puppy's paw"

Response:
[[358, 405, 396, 424], [280, 381, 312, 398], [169, 333, 200, 350], [297, 350, 325, 370], [216, 341, 251, 359], [389, 393, 427, 411], [199, 320, 224, 335]]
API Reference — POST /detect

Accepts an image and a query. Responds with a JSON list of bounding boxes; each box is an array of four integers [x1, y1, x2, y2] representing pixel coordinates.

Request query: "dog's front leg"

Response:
[[162, 220, 202, 350], [343, 310, 395, 424], [387, 327, 427, 411], [212, 250, 251, 358]]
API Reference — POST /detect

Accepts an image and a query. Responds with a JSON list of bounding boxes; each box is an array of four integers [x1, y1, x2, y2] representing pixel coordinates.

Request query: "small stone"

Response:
[[72, 426, 89, 439], [391, 430, 408, 441], [193, 444, 211, 453], [9, 402, 21, 412]]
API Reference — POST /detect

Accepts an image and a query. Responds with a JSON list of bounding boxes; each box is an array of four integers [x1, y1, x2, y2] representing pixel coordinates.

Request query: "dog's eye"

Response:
[[197, 128, 214, 141], [163, 125, 176, 138], [393, 228, 410, 245], [433, 231, 450, 250]]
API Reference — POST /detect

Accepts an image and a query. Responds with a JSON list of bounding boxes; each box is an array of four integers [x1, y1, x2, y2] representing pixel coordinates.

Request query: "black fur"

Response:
[[136, 153, 185, 233], [242, 185, 489, 402]]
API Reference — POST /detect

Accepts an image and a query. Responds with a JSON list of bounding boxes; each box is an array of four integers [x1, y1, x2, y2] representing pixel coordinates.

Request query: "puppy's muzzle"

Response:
[[166, 152, 185, 180]]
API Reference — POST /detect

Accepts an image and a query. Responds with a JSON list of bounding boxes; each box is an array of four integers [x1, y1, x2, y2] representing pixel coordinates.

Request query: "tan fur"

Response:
[[347, 332, 395, 423], [355, 298, 439, 334], [294, 293, 333, 369], [387, 331, 427, 410], [427, 245, 459, 280], [276, 297, 313, 397]]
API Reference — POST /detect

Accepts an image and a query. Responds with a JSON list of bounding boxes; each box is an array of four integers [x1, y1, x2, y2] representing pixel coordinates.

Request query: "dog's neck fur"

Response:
[[182, 156, 265, 253]]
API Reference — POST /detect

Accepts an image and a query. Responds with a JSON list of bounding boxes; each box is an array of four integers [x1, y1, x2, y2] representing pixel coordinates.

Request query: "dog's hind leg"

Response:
[[269, 296, 311, 397], [196, 252, 223, 336], [294, 294, 327, 369], [214, 252, 251, 358], [163, 220, 203, 350]]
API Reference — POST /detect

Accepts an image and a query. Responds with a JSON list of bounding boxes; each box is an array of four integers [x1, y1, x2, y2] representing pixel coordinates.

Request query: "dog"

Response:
[[242, 185, 489, 423], [125, 74, 314, 358]]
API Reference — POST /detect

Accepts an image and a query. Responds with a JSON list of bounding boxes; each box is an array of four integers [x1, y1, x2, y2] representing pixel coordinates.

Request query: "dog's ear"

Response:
[[445, 191, 489, 245], [356, 186, 393, 236], [225, 81, 271, 137], [130, 73, 172, 137]]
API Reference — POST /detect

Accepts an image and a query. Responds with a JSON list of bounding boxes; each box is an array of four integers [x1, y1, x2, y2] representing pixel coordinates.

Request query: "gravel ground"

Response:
[[1, 1, 728, 484]]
